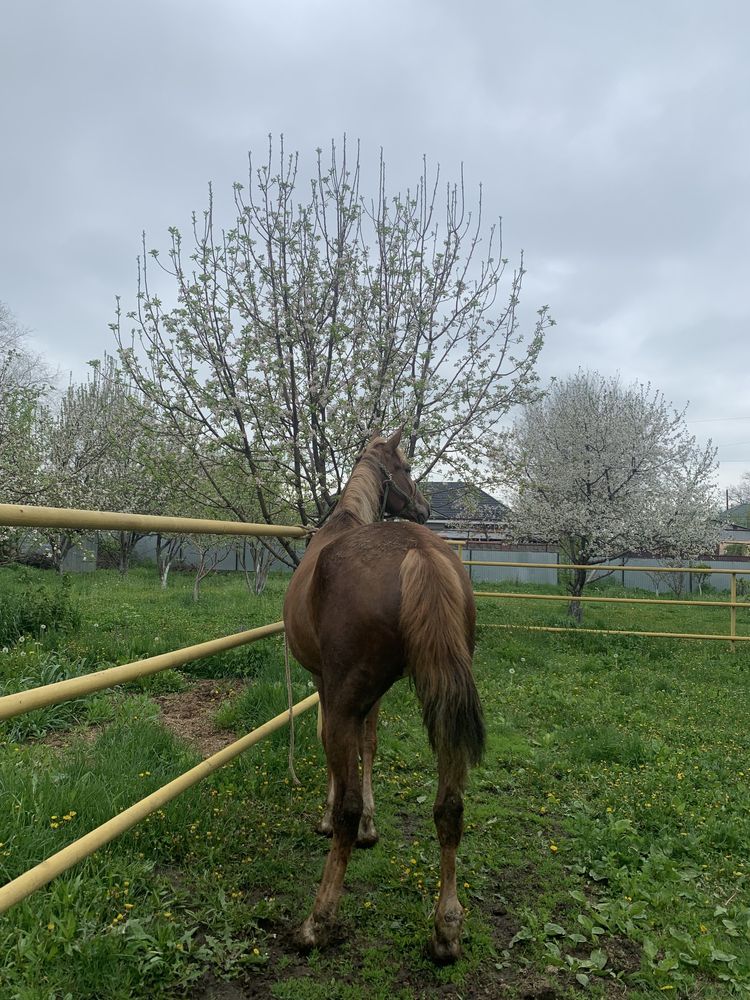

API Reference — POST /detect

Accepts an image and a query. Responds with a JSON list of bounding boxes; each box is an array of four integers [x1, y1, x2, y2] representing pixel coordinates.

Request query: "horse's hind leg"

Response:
[[316, 700, 335, 837], [298, 710, 362, 950], [430, 754, 466, 964], [318, 766, 336, 837], [318, 699, 380, 846], [357, 700, 380, 847]]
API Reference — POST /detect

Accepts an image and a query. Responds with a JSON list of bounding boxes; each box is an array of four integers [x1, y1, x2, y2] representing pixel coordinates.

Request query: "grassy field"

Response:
[[2, 565, 750, 998]]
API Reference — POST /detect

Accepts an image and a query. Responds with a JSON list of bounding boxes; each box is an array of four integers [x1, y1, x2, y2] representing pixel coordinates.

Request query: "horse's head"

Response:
[[366, 428, 431, 525]]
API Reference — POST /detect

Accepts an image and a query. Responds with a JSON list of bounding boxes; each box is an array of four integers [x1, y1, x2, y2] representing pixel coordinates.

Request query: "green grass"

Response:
[[1, 565, 750, 997]]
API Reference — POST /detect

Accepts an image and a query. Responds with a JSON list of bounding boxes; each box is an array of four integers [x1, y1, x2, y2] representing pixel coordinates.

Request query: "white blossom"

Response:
[[503, 370, 719, 615]]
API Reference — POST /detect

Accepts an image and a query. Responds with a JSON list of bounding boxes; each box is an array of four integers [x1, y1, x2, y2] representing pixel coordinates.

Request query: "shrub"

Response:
[[0, 571, 82, 646]]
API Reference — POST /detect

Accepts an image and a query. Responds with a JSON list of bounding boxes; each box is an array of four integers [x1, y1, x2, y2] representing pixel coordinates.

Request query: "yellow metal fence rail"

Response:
[[0, 503, 310, 538], [451, 547, 750, 645], [0, 502, 315, 914], [0, 622, 285, 721], [0, 693, 319, 915]]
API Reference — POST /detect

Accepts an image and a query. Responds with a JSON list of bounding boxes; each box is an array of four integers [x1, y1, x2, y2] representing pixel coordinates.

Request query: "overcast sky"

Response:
[[2, 0, 748, 495]]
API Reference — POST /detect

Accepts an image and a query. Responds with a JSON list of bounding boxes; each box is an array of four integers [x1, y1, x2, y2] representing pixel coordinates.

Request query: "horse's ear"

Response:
[[385, 427, 402, 450]]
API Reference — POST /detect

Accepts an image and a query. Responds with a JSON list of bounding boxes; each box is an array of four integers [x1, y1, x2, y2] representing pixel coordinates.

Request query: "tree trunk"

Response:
[[239, 539, 274, 596], [156, 533, 182, 589], [566, 567, 587, 622], [118, 531, 129, 575]]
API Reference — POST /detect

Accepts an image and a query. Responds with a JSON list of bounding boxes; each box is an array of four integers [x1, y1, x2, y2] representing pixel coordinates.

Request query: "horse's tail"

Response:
[[399, 546, 485, 787]]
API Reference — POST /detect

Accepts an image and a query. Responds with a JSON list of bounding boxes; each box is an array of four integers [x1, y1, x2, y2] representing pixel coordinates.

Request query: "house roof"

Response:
[[421, 482, 508, 524], [724, 502, 750, 528]]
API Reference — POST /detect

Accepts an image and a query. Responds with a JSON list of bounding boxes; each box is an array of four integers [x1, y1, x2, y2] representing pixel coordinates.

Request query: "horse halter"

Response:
[[376, 461, 422, 521]]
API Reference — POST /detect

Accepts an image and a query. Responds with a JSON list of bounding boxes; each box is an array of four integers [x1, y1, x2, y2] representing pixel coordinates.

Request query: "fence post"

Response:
[[730, 571, 737, 653]]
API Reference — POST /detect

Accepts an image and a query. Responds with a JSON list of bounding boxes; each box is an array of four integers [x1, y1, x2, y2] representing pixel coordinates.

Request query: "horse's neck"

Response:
[[300, 463, 382, 566]]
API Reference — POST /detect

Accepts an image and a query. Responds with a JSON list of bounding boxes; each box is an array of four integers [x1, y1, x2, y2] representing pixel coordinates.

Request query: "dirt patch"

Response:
[[193, 972, 249, 1000], [40, 723, 104, 750], [191, 915, 315, 1000], [37, 679, 245, 755], [396, 808, 426, 842], [604, 935, 641, 975], [153, 679, 245, 756]]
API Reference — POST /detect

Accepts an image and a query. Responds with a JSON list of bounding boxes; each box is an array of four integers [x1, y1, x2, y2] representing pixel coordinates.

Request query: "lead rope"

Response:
[[284, 633, 301, 786]]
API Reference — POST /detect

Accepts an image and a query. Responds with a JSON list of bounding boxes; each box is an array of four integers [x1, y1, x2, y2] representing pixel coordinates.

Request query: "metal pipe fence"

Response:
[[451, 546, 750, 646], [0, 503, 310, 539], [0, 693, 319, 915], [3, 504, 748, 912], [0, 502, 315, 914]]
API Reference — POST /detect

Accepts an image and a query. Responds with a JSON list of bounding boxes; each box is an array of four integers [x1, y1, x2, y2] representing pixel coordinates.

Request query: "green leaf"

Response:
[[508, 926, 533, 947], [657, 955, 679, 972], [589, 948, 607, 970], [543, 922, 566, 937], [710, 949, 738, 963], [643, 938, 658, 961]]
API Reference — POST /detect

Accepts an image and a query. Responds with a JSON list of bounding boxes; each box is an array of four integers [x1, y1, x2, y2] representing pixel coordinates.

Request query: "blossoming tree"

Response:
[[113, 138, 552, 564], [504, 370, 719, 619]]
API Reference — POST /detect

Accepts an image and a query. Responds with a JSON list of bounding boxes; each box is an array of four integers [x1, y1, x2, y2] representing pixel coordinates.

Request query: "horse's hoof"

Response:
[[296, 915, 328, 952], [429, 931, 462, 965], [429, 908, 464, 964], [356, 831, 379, 849], [356, 818, 379, 848]]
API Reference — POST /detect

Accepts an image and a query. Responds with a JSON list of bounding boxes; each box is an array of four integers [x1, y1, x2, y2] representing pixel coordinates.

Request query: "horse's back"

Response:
[[311, 522, 472, 647], [285, 521, 472, 684]]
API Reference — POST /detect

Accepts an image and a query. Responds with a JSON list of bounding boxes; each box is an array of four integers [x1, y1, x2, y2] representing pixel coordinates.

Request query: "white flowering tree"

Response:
[[0, 303, 54, 506], [113, 138, 552, 564], [0, 304, 56, 561], [504, 371, 719, 619], [83, 358, 197, 574], [33, 374, 120, 569], [0, 302, 55, 398]]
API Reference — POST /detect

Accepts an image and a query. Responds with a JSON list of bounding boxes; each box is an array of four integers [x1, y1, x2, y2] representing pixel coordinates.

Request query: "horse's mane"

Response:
[[335, 439, 388, 523]]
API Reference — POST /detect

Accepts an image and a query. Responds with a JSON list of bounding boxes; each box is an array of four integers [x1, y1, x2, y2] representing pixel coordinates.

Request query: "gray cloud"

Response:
[[1, 0, 748, 490]]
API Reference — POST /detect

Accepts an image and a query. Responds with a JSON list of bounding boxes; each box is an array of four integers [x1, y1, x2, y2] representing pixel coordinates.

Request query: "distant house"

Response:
[[421, 482, 509, 540], [720, 502, 750, 555]]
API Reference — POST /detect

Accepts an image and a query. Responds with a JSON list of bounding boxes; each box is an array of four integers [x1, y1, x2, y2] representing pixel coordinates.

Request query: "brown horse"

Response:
[[283, 429, 485, 963]]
